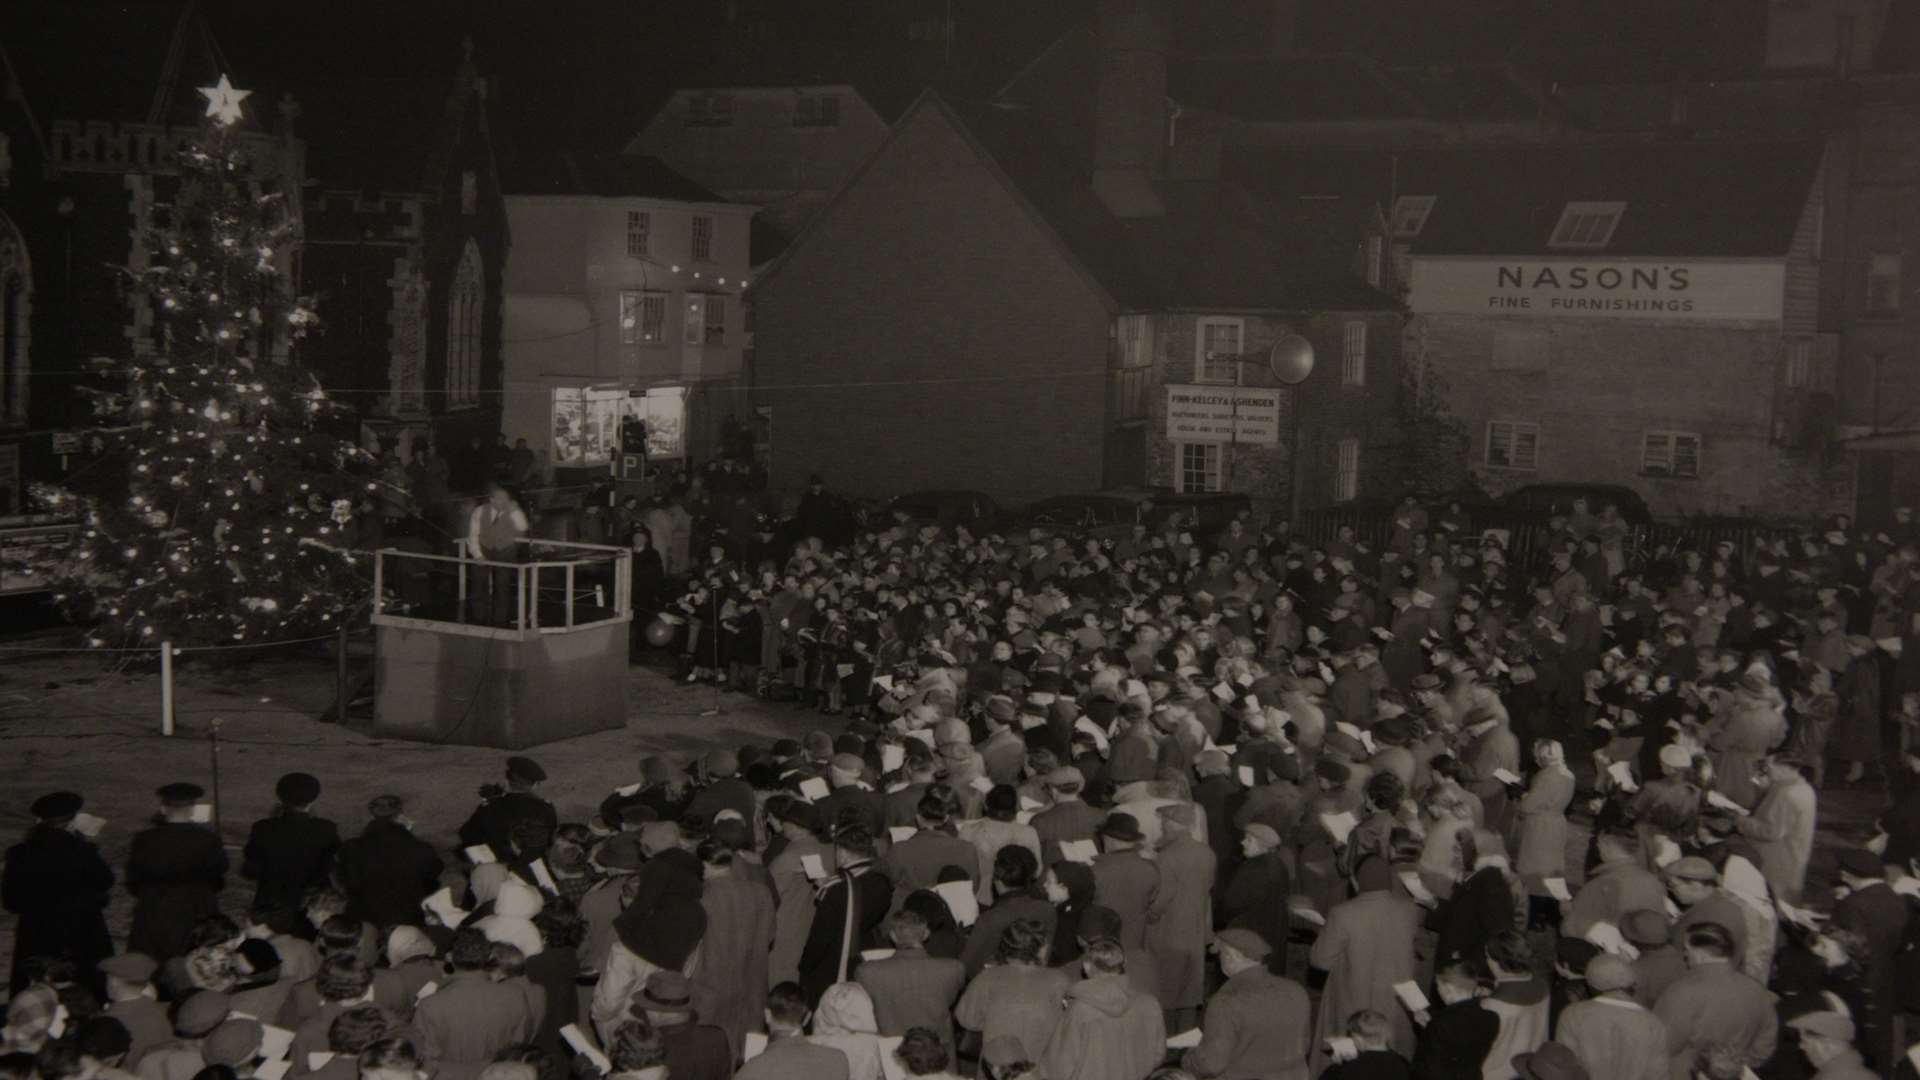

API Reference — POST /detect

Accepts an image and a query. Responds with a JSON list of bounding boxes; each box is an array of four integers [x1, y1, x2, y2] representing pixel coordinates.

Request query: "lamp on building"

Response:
[[1209, 333, 1316, 384]]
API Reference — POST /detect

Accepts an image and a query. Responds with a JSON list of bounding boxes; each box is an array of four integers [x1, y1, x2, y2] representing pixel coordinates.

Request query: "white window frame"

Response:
[[620, 290, 668, 346], [1783, 339, 1810, 388], [1176, 442, 1224, 493], [683, 294, 705, 347], [1485, 420, 1540, 471], [1194, 317, 1243, 384], [1868, 253, 1903, 315], [1642, 430, 1701, 479], [1335, 437, 1361, 502], [1549, 201, 1626, 250], [1342, 321, 1367, 386], [691, 214, 714, 262], [1390, 195, 1435, 239], [626, 210, 651, 258]]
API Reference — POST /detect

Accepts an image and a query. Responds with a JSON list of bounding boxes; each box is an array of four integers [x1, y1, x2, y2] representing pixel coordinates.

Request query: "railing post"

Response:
[[457, 559, 468, 624], [160, 641, 175, 736], [565, 563, 576, 629], [372, 550, 385, 615], [520, 564, 532, 631]]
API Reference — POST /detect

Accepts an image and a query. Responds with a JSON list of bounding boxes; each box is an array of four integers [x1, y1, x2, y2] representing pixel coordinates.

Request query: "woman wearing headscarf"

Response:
[[1512, 739, 1574, 930], [808, 982, 889, 1080]]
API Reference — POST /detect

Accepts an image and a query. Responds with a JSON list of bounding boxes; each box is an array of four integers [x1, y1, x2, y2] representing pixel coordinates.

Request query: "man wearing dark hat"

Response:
[[798, 825, 889, 1008], [1090, 813, 1159, 952], [241, 772, 339, 918], [632, 970, 731, 1080], [126, 782, 227, 963], [684, 749, 756, 825], [458, 756, 558, 858], [767, 799, 832, 989], [1030, 767, 1102, 866], [4, 791, 114, 993], [335, 795, 443, 929], [1183, 928, 1309, 1079]]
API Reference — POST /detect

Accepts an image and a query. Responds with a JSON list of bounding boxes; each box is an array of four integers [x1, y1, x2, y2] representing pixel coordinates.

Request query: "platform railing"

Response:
[[371, 539, 632, 639]]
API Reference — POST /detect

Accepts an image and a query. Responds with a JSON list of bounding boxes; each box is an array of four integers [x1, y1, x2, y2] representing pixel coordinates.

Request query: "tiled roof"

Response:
[[499, 151, 725, 202], [1226, 139, 1823, 258]]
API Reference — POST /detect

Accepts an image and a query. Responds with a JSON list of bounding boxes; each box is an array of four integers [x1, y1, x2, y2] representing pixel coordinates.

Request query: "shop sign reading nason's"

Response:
[[1409, 257, 1785, 323], [1166, 386, 1281, 446]]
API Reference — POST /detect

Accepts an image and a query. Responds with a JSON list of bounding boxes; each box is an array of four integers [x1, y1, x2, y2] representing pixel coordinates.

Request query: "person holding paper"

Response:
[[735, 982, 853, 1080], [855, 910, 965, 1048], [4, 791, 115, 994], [960, 787, 1042, 906], [1147, 805, 1218, 1031], [412, 930, 538, 1080], [1220, 823, 1290, 955], [1732, 754, 1817, 903], [883, 798, 980, 912], [126, 783, 229, 964], [1650, 922, 1777, 1080], [1180, 928, 1310, 1080], [1561, 828, 1668, 941], [1319, 1010, 1412, 1080], [594, 823, 708, 1040], [1089, 813, 1159, 952], [1409, 961, 1499, 1080], [604, 1020, 673, 1080], [1553, 955, 1671, 1080], [799, 827, 890, 1008], [767, 800, 834, 989], [961, 848, 1059, 980], [1513, 740, 1575, 930], [1309, 858, 1421, 1074], [462, 758, 559, 859], [1030, 767, 1103, 867]]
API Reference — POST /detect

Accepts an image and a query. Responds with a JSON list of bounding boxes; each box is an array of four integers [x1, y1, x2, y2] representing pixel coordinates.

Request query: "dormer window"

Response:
[[1549, 201, 1625, 250], [1390, 195, 1435, 239]]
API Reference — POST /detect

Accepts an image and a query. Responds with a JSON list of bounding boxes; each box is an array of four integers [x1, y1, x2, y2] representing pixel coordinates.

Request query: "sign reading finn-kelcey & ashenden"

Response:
[[1165, 386, 1281, 446], [1409, 257, 1785, 323]]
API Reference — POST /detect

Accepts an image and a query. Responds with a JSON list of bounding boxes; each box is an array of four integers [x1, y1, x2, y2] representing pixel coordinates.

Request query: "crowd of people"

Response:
[[11, 487, 1920, 1080]]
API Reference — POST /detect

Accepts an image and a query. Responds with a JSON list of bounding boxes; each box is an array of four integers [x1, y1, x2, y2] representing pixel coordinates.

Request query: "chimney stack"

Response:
[[1092, 0, 1166, 219]]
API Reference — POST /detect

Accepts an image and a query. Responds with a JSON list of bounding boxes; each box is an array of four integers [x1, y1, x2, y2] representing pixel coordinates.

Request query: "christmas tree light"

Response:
[[24, 77, 375, 648]]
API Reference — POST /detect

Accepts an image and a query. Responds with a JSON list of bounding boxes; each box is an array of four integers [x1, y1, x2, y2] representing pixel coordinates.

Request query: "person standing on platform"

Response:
[[126, 783, 227, 964], [4, 792, 114, 993], [241, 772, 338, 919], [459, 757, 558, 860], [466, 482, 529, 626]]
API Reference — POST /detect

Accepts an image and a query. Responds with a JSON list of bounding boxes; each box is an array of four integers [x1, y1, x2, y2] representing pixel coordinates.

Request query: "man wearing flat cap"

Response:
[[1554, 954, 1671, 1080], [4, 791, 114, 993], [1182, 928, 1309, 1079], [241, 772, 339, 919], [126, 782, 228, 963], [459, 756, 558, 859]]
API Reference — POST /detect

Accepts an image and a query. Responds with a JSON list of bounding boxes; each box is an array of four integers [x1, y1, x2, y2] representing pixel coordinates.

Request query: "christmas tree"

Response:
[[33, 76, 376, 649]]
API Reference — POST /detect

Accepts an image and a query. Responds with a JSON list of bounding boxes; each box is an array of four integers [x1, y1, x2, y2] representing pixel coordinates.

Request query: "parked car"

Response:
[[1496, 483, 1654, 526], [1006, 494, 1151, 541], [884, 490, 1002, 529]]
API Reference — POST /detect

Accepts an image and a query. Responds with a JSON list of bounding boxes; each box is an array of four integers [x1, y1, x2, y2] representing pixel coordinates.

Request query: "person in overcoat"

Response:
[[688, 841, 775, 1061], [1181, 928, 1311, 1080], [411, 929, 539, 1080], [4, 792, 114, 993], [1146, 805, 1216, 1028], [798, 828, 891, 1007], [1309, 857, 1422, 1074], [1512, 740, 1574, 926], [126, 783, 228, 963], [457, 757, 558, 858], [1836, 636, 1884, 785], [1708, 670, 1789, 807], [241, 773, 338, 919], [1089, 813, 1160, 951], [334, 795, 443, 929]]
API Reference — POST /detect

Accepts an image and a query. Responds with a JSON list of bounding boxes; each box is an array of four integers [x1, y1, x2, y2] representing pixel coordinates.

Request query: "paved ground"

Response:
[[0, 644, 825, 976], [0, 643, 1887, 980]]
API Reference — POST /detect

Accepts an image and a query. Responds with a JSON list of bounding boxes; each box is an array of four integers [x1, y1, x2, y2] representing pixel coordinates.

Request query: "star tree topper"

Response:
[[198, 74, 251, 126]]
